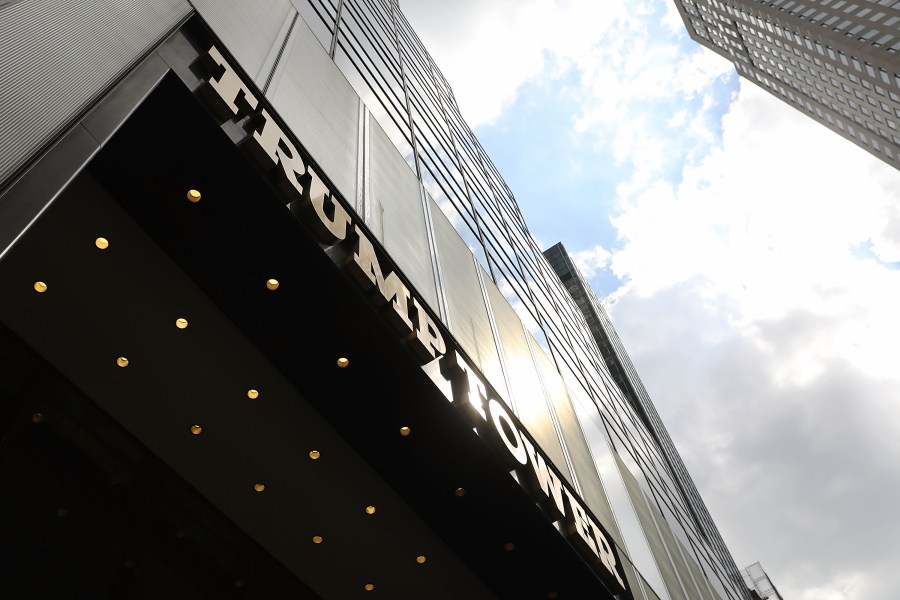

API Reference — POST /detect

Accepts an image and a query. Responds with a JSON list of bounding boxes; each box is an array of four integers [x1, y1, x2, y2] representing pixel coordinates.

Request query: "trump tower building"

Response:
[[0, 1, 756, 598]]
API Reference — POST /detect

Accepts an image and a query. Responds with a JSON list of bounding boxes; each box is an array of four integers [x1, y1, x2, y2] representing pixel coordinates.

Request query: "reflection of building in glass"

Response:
[[1, 1, 756, 598], [672, 0, 900, 169], [742, 562, 785, 600]]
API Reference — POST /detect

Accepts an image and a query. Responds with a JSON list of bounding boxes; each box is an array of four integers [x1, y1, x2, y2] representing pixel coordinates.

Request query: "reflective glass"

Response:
[[292, 0, 334, 50]]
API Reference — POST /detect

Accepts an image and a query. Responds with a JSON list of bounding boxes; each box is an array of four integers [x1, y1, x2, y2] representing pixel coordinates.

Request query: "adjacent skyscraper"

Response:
[[672, 0, 900, 168]]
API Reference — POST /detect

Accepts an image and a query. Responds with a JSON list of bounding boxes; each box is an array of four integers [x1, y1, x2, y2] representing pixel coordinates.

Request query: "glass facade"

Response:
[[259, 3, 751, 598], [673, 0, 900, 168], [0, 1, 757, 598]]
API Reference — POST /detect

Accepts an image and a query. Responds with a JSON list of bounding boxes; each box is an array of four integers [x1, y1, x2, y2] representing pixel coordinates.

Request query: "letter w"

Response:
[[522, 436, 566, 520]]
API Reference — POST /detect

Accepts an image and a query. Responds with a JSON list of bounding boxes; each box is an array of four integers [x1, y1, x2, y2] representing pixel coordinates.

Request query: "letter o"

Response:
[[489, 399, 528, 466]]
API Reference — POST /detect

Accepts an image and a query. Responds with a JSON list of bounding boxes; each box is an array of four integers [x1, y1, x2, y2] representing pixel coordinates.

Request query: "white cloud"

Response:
[[608, 80, 900, 600], [662, 0, 688, 36], [666, 109, 688, 128], [871, 203, 900, 262], [571, 243, 612, 278], [404, 0, 734, 204], [402, 0, 638, 127], [673, 46, 736, 98]]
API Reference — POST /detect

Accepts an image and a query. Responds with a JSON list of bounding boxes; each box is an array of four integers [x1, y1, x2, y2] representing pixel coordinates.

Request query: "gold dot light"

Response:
[[95, 237, 109, 250], [33, 281, 48, 293], [266, 278, 279, 291], [116, 357, 129, 368], [187, 189, 202, 203]]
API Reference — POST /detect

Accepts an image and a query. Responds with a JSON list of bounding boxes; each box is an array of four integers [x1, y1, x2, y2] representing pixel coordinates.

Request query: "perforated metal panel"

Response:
[[367, 114, 438, 312], [0, 0, 190, 189], [526, 335, 578, 487], [620, 553, 649, 600], [553, 365, 621, 543], [428, 194, 505, 398], [481, 276, 570, 482], [644, 578, 664, 600], [291, 0, 334, 51], [650, 501, 705, 600], [266, 18, 359, 205], [616, 451, 685, 600], [189, 0, 294, 82], [680, 538, 718, 600], [482, 274, 543, 414], [569, 385, 668, 592]]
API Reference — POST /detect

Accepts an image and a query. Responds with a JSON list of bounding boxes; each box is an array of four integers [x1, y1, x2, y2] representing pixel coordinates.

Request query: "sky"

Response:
[[402, 1, 900, 599]]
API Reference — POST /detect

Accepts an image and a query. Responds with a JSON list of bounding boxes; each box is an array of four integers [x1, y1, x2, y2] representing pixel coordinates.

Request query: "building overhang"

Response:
[[0, 17, 627, 599]]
